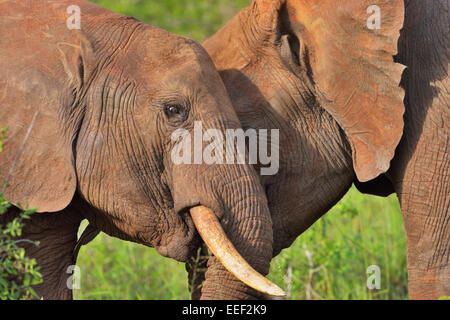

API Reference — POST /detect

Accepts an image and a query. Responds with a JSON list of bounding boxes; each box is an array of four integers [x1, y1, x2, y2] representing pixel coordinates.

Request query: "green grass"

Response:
[[74, 1, 409, 300], [268, 187, 408, 300], [75, 229, 190, 300], [75, 187, 408, 300], [89, 0, 250, 43]]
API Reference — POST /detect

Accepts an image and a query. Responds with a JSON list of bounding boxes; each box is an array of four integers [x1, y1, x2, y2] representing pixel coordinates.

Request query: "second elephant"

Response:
[[201, 0, 449, 299]]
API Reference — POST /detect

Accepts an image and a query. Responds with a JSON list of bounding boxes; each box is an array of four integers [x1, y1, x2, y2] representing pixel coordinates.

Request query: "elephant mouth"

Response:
[[188, 205, 285, 297]]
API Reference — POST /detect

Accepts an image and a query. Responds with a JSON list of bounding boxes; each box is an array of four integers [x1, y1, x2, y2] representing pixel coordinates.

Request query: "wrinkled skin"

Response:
[[198, 0, 449, 299], [0, 0, 274, 300]]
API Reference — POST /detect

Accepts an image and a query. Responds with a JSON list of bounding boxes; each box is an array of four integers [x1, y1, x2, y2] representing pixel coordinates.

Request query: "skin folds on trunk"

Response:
[[173, 160, 277, 299]]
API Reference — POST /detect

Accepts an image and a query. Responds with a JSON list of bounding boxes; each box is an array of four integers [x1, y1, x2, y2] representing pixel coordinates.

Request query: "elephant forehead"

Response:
[[131, 58, 225, 101], [129, 27, 209, 71]]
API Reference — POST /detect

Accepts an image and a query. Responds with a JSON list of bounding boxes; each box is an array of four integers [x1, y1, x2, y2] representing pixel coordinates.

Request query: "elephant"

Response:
[[192, 0, 448, 299], [0, 0, 285, 300]]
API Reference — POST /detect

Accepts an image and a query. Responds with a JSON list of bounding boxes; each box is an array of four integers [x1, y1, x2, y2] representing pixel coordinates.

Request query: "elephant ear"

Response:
[[0, 101, 76, 213], [0, 15, 94, 212], [282, 0, 405, 182]]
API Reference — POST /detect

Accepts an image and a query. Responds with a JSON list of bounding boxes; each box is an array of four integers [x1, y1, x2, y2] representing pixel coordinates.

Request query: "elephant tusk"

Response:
[[189, 205, 286, 297]]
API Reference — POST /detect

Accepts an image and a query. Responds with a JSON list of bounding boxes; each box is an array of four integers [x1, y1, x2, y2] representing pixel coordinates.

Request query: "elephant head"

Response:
[[203, 0, 405, 254], [0, 0, 283, 299]]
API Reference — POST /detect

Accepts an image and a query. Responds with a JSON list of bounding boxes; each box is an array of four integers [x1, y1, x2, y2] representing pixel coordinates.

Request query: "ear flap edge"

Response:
[[0, 31, 93, 212], [286, 0, 406, 182]]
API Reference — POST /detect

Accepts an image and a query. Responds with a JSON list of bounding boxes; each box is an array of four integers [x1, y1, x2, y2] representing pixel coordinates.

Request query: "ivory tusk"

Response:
[[189, 205, 286, 297]]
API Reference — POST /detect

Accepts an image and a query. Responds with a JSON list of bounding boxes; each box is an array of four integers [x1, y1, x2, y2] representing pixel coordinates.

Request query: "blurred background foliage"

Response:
[[76, 0, 408, 300], [90, 0, 250, 42]]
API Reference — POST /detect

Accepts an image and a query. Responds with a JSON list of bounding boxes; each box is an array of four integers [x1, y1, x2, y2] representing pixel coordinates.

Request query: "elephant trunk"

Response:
[[173, 162, 281, 299], [199, 199, 274, 299], [196, 169, 278, 299]]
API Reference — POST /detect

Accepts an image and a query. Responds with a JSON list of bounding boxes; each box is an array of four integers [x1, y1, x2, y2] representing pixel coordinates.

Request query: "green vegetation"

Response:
[[0, 205, 43, 300], [0, 129, 43, 300], [269, 188, 407, 300], [90, 0, 250, 42]]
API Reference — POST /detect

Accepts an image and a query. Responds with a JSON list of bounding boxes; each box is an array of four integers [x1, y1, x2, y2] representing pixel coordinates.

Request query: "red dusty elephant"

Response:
[[0, 0, 284, 300]]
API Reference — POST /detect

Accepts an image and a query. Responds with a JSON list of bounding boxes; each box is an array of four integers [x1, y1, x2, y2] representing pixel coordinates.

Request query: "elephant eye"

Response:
[[163, 104, 187, 124], [169, 105, 181, 114]]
